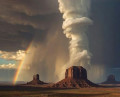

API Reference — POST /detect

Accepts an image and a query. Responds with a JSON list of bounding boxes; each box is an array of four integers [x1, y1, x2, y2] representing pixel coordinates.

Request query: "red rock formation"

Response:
[[51, 66, 98, 88], [101, 75, 120, 84], [27, 74, 46, 85], [65, 66, 87, 79]]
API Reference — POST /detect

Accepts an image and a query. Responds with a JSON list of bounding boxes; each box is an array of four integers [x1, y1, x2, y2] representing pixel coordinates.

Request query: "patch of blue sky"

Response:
[[0, 58, 16, 65]]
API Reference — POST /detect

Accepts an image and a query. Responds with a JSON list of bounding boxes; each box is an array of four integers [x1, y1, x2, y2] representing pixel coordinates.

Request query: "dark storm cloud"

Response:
[[0, 0, 58, 16], [0, 0, 119, 67], [89, 0, 120, 68], [0, 21, 35, 51], [0, 0, 60, 51]]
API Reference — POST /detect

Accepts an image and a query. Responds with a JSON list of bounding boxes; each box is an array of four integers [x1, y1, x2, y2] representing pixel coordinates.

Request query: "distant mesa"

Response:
[[51, 66, 98, 88], [27, 74, 46, 85], [101, 75, 120, 84]]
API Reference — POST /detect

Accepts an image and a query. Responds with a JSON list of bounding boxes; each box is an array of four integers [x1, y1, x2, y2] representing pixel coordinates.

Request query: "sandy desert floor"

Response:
[[0, 85, 120, 97]]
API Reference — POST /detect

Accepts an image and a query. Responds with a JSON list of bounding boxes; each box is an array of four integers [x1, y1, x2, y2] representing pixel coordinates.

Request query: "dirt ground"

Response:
[[0, 85, 120, 97]]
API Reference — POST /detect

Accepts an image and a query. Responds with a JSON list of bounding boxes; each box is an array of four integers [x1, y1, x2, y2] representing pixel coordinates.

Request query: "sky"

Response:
[[0, 0, 120, 82]]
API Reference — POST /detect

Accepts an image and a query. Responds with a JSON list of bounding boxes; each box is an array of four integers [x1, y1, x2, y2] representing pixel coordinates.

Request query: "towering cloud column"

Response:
[[58, 0, 92, 67]]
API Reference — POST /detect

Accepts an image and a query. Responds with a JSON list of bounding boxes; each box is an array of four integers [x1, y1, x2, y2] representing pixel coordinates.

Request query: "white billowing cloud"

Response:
[[0, 63, 17, 69], [0, 50, 25, 61], [0, 63, 31, 70]]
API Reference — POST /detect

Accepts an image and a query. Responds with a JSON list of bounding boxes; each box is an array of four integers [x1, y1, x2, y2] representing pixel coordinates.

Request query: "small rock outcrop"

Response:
[[27, 74, 46, 85], [101, 75, 120, 84], [51, 66, 98, 88]]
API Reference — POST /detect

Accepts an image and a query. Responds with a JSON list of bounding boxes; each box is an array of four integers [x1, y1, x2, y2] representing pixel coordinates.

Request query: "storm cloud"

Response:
[[0, 0, 69, 82], [0, 0, 60, 51]]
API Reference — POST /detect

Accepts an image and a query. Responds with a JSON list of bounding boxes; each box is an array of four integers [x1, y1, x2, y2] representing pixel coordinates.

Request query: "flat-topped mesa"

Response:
[[27, 74, 46, 85], [101, 75, 120, 84], [107, 75, 115, 82], [51, 66, 98, 88], [65, 66, 87, 80]]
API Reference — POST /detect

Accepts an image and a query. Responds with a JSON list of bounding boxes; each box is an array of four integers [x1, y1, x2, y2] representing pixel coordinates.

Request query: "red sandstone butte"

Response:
[[27, 74, 46, 85], [51, 66, 98, 88]]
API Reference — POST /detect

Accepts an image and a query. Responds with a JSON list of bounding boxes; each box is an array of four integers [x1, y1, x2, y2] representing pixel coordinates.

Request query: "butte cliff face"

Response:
[[27, 74, 46, 85], [51, 66, 98, 88], [65, 66, 87, 80], [101, 75, 120, 84]]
